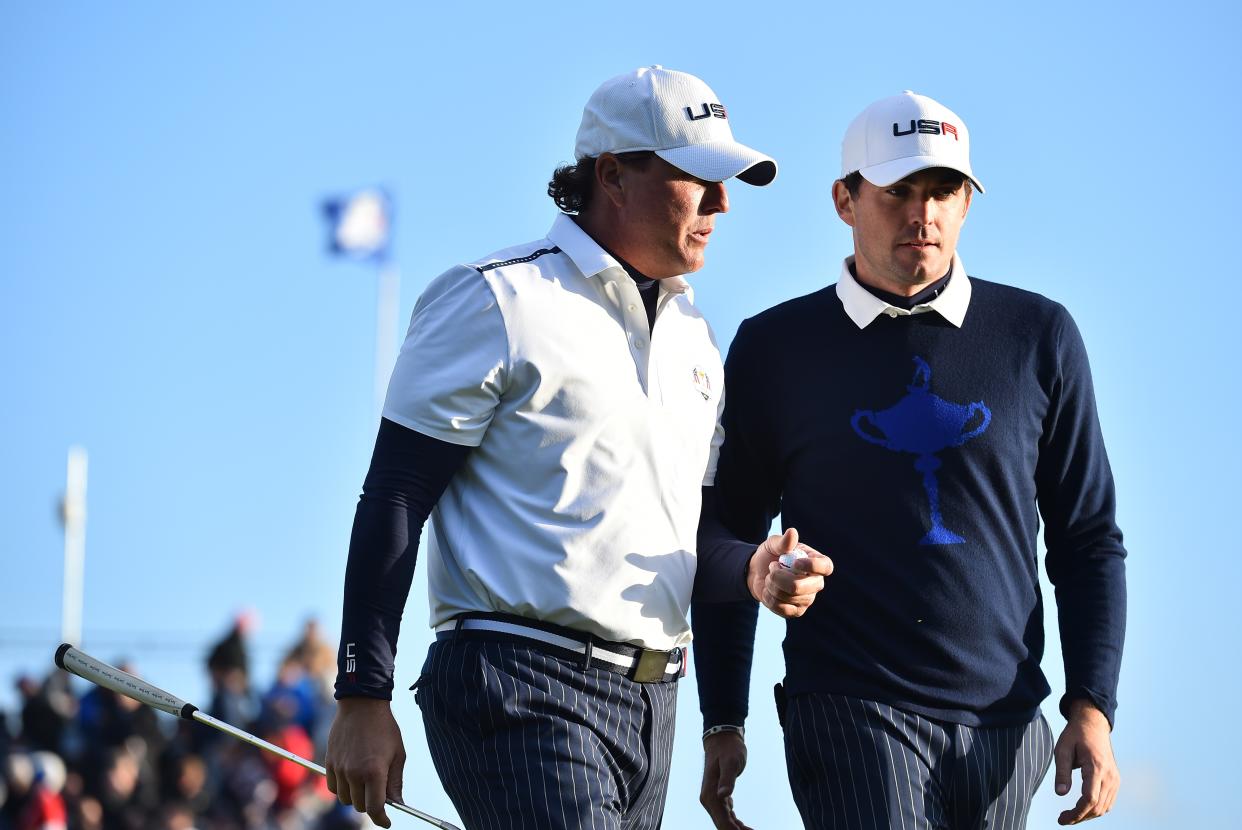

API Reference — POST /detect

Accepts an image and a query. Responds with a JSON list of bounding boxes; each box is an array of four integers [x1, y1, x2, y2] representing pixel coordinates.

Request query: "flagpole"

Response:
[[374, 261, 400, 416], [61, 446, 88, 647], [321, 187, 397, 419]]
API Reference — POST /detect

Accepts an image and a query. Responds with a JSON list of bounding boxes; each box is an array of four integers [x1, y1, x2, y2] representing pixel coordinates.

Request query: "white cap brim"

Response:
[[858, 154, 985, 194], [657, 140, 778, 186]]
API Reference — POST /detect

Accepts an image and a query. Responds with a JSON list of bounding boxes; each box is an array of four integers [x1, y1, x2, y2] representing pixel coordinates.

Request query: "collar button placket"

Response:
[[609, 272, 653, 393]]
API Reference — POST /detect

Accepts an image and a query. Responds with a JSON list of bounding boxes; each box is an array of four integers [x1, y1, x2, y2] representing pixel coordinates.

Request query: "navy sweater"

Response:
[[692, 276, 1127, 730]]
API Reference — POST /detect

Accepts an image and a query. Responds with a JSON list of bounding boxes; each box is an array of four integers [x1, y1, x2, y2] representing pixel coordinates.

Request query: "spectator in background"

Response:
[[281, 620, 337, 754], [285, 620, 336, 691], [15, 676, 73, 756], [156, 750, 211, 816], [16, 752, 66, 830], [92, 743, 154, 830], [157, 802, 199, 830], [1, 751, 36, 830], [54, 766, 99, 830], [204, 612, 260, 749], [260, 660, 316, 743], [258, 714, 315, 820]]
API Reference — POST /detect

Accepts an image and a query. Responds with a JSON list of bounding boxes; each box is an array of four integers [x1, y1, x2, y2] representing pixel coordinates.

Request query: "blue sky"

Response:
[[2, 2, 1238, 827]]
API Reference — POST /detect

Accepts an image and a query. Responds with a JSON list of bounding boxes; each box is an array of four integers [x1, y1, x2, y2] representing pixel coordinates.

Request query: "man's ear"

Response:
[[594, 153, 626, 209], [832, 179, 856, 228]]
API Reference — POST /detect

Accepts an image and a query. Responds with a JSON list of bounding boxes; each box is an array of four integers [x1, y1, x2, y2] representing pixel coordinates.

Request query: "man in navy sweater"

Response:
[[693, 91, 1126, 828]]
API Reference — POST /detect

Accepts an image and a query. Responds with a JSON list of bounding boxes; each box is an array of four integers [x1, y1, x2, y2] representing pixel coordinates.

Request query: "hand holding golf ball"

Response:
[[747, 528, 833, 618]]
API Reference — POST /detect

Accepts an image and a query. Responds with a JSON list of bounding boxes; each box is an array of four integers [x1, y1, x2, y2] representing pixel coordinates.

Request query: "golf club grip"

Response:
[[55, 643, 197, 719]]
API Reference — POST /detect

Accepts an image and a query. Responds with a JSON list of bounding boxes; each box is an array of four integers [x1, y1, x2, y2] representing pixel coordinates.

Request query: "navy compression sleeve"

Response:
[[334, 418, 470, 699]]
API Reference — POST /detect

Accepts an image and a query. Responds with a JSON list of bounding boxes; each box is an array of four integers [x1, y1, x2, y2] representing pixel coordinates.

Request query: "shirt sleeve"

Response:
[[335, 418, 471, 699], [692, 319, 784, 729], [1036, 308, 1128, 727], [693, 486, 757, 603], [382, 265, 509, 447]]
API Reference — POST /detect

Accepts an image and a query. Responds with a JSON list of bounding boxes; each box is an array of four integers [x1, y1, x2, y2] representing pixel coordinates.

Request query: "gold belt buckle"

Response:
[[633, 649, 670, 683]]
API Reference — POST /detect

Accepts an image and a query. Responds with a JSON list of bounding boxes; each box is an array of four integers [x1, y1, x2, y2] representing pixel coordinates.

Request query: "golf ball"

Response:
[[779, 549, 810, 569]]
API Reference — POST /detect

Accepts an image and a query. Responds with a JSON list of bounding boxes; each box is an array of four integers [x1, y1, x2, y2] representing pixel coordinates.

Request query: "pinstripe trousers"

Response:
[[784, 692, 1054, 830], [415, 637, 678, 830]]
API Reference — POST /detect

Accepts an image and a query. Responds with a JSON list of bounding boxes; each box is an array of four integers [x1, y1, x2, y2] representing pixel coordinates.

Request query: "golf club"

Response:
[[54, 643, 461, 830]]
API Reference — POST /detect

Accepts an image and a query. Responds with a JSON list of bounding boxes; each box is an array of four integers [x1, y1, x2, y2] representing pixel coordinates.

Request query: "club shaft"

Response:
[[55, 645, 460, 830], [193, 710, 328, 774], [191, 711, 458, 828]]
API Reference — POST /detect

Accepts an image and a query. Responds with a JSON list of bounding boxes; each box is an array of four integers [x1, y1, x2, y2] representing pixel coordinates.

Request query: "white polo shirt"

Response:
[[383, 214, 725, 650]]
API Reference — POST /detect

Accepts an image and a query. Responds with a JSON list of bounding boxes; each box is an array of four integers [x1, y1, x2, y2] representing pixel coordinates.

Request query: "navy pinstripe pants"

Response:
[[415, 637, 677, 830], [784, 693, 1053, 830]]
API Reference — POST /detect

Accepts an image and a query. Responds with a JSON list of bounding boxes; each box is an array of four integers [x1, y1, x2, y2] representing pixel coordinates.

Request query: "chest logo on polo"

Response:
[[850, 356, 991, 545], [691, 367, 713, 401]]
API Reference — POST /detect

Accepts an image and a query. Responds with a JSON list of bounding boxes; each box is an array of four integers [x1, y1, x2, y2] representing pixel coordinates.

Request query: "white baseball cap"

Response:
[[575, 66, 777, 186], [841, 91, 984, 193]]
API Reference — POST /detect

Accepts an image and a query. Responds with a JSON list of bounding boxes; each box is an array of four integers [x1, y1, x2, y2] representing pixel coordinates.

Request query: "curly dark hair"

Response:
[[548, 151, 656, 214]]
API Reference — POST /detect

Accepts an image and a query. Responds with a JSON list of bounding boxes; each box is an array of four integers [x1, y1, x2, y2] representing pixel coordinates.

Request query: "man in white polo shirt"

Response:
[[323, 66, 810, 830]]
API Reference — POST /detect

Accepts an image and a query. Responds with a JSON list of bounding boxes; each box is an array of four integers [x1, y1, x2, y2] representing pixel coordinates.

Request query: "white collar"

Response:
[[547, 214, 691, 296], [835, 254, 972, 329]]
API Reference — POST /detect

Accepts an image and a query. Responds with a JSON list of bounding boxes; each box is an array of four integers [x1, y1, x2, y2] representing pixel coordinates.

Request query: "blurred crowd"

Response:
[[1, 617, 363, 830]]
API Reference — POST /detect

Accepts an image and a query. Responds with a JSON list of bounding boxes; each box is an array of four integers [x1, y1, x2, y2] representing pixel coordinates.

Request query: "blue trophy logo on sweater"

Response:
[[851, 357, 991, 545]]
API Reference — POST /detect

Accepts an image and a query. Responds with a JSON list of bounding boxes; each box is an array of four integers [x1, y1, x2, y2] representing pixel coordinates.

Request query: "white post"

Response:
[[61, 446, 88, 647], [374, 262, 401, 416]]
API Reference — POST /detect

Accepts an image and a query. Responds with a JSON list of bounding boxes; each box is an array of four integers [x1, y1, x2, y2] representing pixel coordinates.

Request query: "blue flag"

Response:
[[322, 188, 393, 262]]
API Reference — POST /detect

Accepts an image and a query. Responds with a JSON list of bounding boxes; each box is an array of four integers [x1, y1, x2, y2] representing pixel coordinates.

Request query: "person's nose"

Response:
[[704, 181, 729, 215], [908, 195, 935, 229]]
